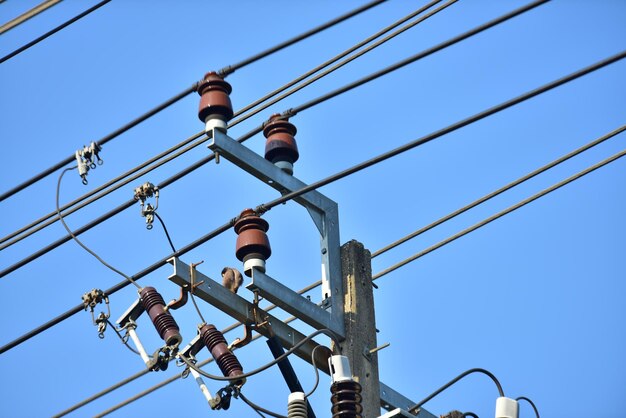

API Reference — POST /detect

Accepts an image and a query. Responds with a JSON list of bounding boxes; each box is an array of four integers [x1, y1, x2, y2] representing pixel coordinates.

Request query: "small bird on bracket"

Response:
[[221, 267, 243, 294]]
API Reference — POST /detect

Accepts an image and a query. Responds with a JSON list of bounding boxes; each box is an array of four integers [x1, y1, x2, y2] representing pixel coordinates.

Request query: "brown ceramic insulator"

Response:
[[197, 71, 234, 123], [234, 209, 271, 262], [139, 287, 182, 347], [330, 380, 363, 418], [263, 114, 300, 165], [199, 324, 244, 381]]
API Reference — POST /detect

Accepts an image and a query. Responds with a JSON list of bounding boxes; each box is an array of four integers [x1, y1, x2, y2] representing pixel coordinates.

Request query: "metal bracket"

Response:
[[207, 129, 344, 339], [379, 382, 437, 417]]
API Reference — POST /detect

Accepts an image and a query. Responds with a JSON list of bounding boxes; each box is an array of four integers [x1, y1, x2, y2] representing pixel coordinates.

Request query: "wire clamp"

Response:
[[133, 182, 159, 229], [75, 142, 103, 185], [82, 289, 110, 337]]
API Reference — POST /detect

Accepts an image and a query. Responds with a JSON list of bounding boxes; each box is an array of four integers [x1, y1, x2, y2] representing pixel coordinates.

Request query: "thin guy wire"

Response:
[[0, 130, 206, 249], [0, 0, 383, 202], [56, 167, 141, 288], [373, 148, 626, 281], [229, 0, 455, 127], [516, 396, 540, 418], [1, 0, 447, 249], [408, 368, 505, 415], [91, 315, 298, 418], [0, 0, 110, 64], [256, 50, 626, 214], [372, 124, 626, 258], [0, 0, 63, 35], [0, 0, 554, 276]]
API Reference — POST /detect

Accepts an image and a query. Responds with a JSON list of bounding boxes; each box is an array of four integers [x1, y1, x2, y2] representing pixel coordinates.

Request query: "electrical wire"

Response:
[[304, 344, 328, 398], [105, 319, 140, 356], [4, 47, 623, 352], [88, 315, 298, 418], [0, 0, 384, 202], [0, 0, 111, 64], [238, 391, 287, 418], [179, 328, 340, 382], [287, 0, 550, 117], [0, 130, 206, 250], [0, 0, 63, 36], [516, 396, 540, 418], [1, 0, 444, 250], [371, 124, 626, 258], [255, 50, 626, 215], [0, 219, 234, 355], [463, 413, 479, 418], [373, 147, 626, 281], [152, 211, 177, 254], [407, 368, 505, 415], [0, 0, 558, 277], [229, 0, 456, 127], [56, 166, 141, 289], [1, 0, 448, 249]]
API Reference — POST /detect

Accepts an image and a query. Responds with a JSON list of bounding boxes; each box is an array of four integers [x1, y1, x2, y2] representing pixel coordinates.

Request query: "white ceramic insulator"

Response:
[[127, 328, 151, 366], [274, 160, 294, 175], [495, 397, 519, 418], [329, 355, 352, 383], [205, 116, 227, 134], [287, 392, 307, 418], [243, 257, 265, 277]]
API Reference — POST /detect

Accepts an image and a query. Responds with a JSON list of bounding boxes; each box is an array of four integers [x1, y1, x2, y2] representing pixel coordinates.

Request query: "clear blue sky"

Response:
[[1, 1, 625, 417]]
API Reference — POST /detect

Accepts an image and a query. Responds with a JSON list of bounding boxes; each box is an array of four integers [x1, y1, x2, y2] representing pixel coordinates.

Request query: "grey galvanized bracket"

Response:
[[379, 382, 437, 418], [168, 257, 428, 415], [207, 129, 344, 339], [167, 257, 329, 372]]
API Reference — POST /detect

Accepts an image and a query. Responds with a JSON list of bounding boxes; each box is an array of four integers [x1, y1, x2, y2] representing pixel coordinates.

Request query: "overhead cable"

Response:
[[371, 124, 626, 258], [0, 0, 110, 64], [408, 368, 505, 415], [373, 147, 626, 281], [0, 0, 552, 272], [1, 0, 448, 249], [0, 0, 384, 202], [229, 0, 456, 127], [0, 0, 63, 35], [255, 50, 626, 214]]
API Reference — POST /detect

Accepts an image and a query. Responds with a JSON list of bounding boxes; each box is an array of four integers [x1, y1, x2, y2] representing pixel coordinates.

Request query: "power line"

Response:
[[1, 0, 450, 250], [0, 0, 384, 202], [1, 1, 612, 351], [0, 0, 110, 64], [0, 1, 552, 278], [229, 0, 457, 127], [372, 147, 626, 282], [0, 0, 63, 35], [371, 124, 626, 258], [255, 50, 626, 214], [0, 130, 206, 250]]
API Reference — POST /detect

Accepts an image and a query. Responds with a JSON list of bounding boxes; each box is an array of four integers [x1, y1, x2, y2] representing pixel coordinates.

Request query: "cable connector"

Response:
[[75, 142, 103, 185], [133, 182, 159, 229], [82, 289, 110, 338]]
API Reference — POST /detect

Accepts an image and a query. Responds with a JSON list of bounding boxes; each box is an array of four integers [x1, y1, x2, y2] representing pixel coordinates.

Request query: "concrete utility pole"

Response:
[[333, 240, 381, 416]]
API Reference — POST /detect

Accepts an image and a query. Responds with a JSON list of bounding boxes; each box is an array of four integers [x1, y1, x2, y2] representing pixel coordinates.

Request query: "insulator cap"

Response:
[[264, 114, 299, 174], [495, 397, 519, 418], [234, 209, 271, 276], [197, 71, 234, 124], [139, 287, 182, 347], [199, 324, 244, 384]]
